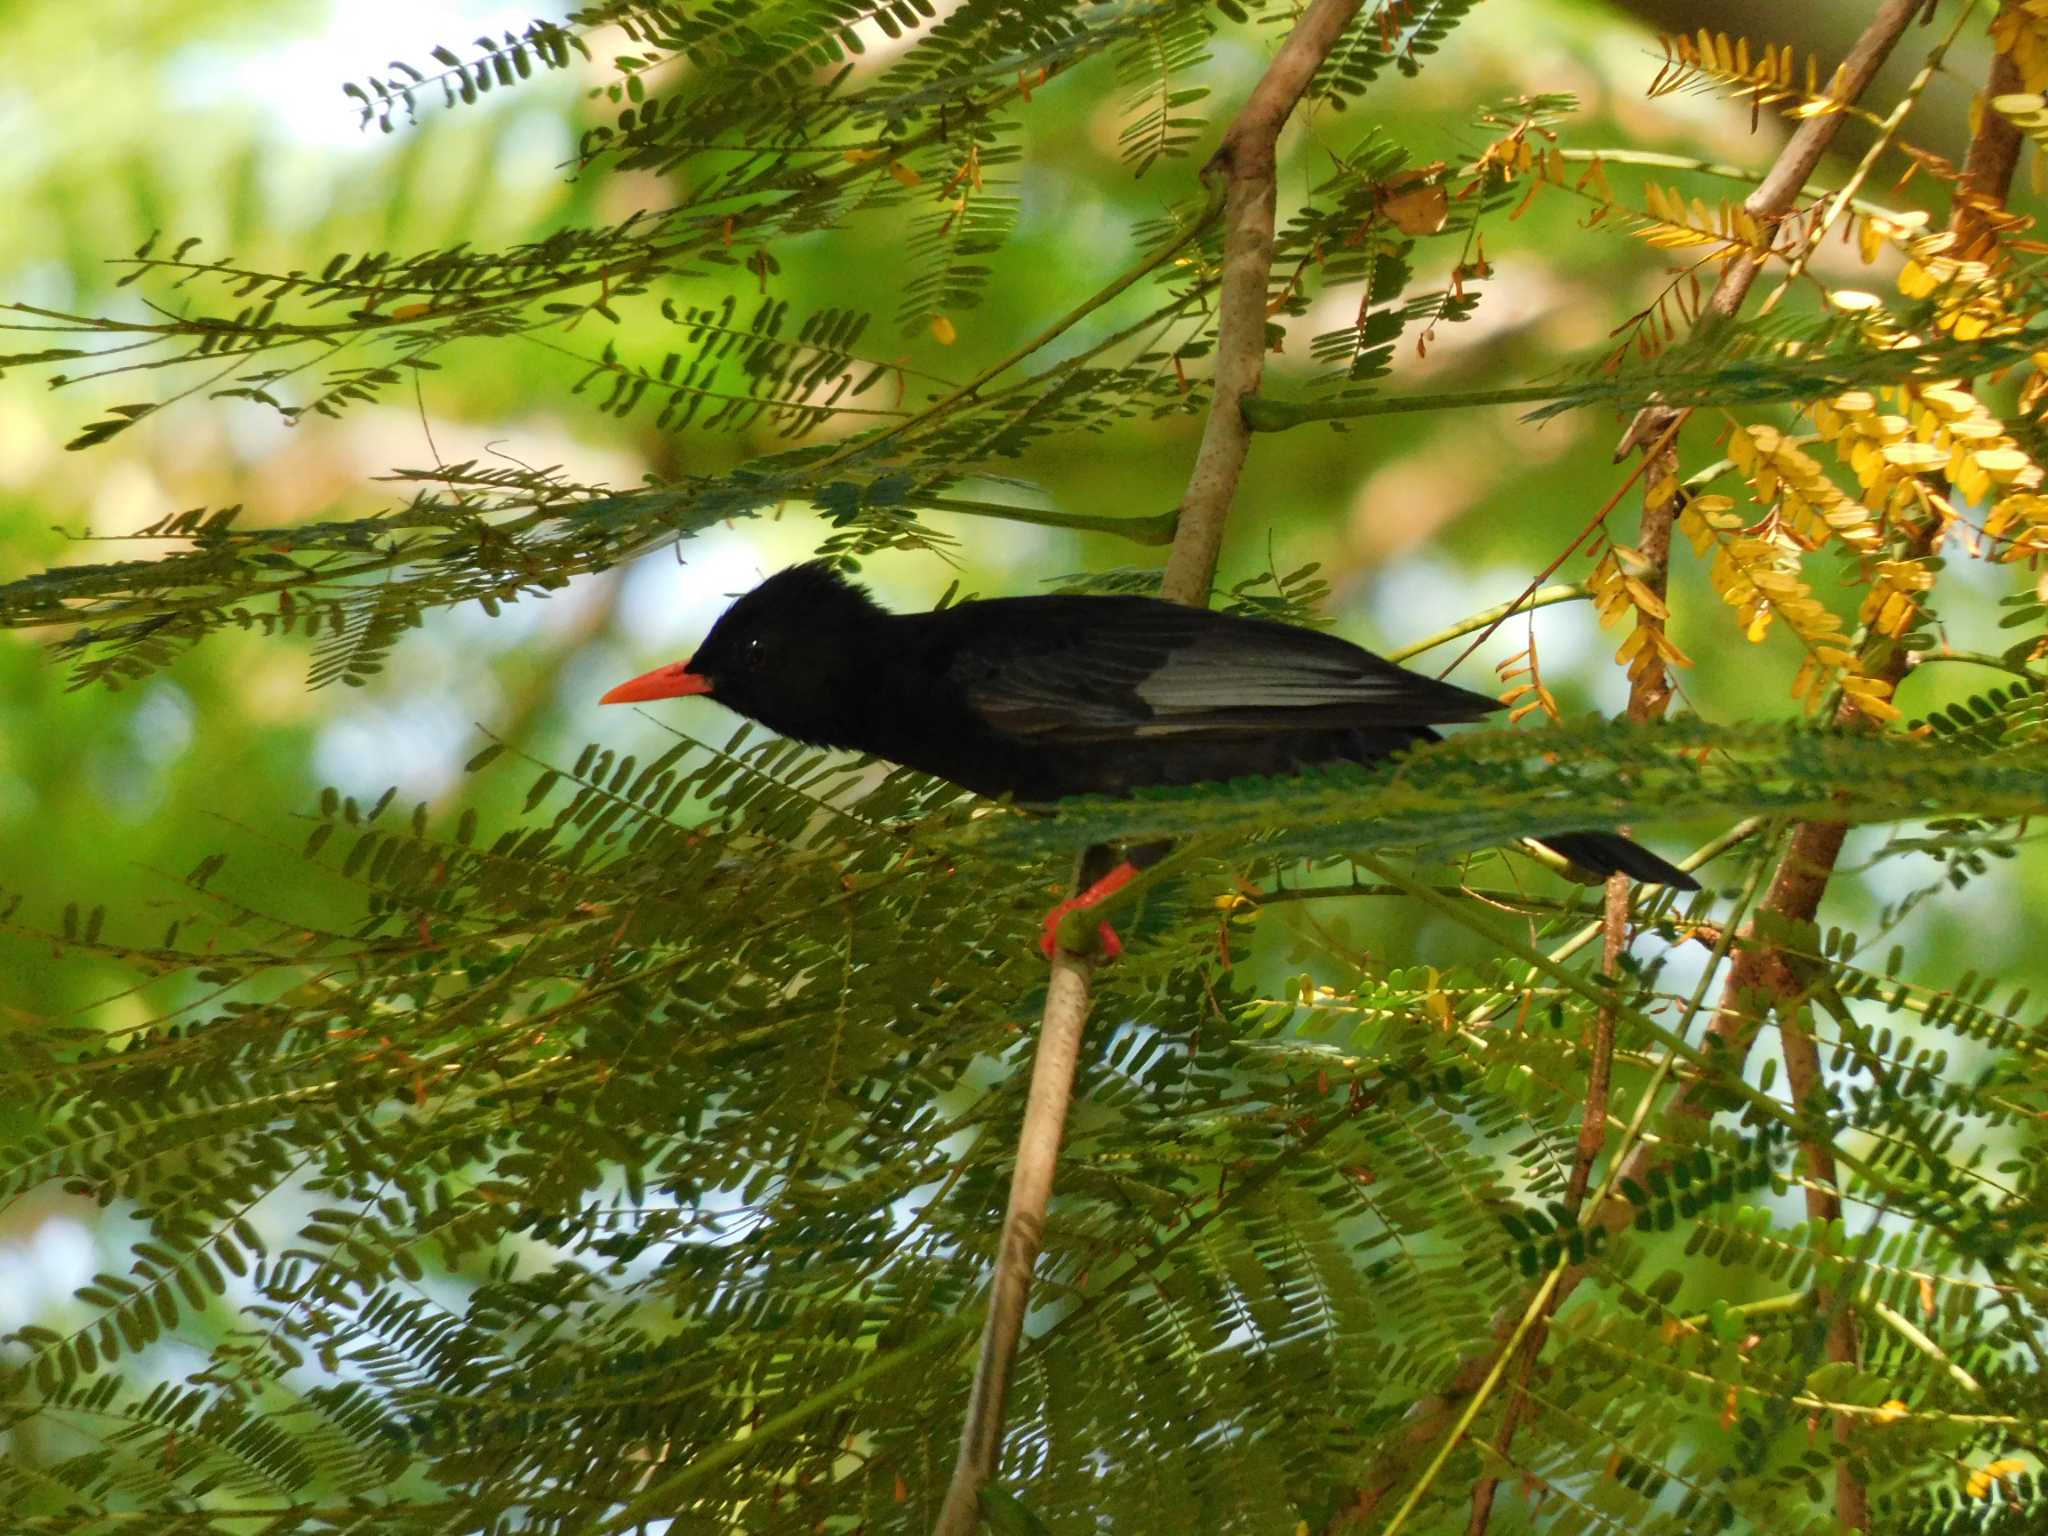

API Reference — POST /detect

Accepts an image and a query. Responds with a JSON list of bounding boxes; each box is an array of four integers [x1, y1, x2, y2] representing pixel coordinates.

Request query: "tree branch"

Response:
[[1334, 1, 1931, 1525], [931, 949, 1095, 1536], [1698, 0, 1928, 325], [1741, 28, 2023, 1530], [932, 5, 1364, 1529], [1383, 583, 1589, 664], [1465, 868, 1626, 1536], [1161, 0, 1365, 605]]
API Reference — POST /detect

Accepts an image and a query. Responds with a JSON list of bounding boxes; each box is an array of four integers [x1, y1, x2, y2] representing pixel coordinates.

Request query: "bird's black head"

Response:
[[600, 562, 887, 747]]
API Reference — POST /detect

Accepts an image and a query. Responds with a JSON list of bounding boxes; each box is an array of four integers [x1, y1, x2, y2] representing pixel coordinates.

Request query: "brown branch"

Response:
[[1465, 869, 1629, 1536], [1337, 4, 1932, 1528], [1161, 0, 1366, 606], [1744, 28, 2025, 1530], [1779, 992, 1867, 1529], [931, 5, 1364, 1529], [1704, 0, 1929, 327], [1954, 27, 2025, 261], [932, 950, 1095, 1536]]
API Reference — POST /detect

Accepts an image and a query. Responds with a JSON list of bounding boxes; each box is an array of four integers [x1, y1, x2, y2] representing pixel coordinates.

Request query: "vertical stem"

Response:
[[1161, 0, 1367, 606], [931, 3, 1365, 1529], [932, 952, 1094, 1536], [1465, 870, 1627, 1536], [1344, 2, 1930, 1526], [1779, 997, 1867, 1529]]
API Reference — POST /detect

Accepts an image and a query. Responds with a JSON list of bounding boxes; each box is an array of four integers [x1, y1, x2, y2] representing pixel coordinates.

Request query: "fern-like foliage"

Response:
[[10, 3, 2048, 1533], [341, 21, 589, 131], [7, 700, 2048, 1532], [1111, 3, 1214, 176]]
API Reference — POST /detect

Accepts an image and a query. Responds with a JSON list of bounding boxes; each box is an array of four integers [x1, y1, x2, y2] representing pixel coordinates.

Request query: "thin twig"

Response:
[[1466, 870, 1627, 1536], [1161, 0, 1366, 606], [930, 4, 1365, 1530], [1333, 3, 1931, 1526], [1468, 407, 1661, 1530], [1438, 411, 1687, 682], [1778, 994, 1869, 1527], [824, 184, 1226, 484], [1752, 24, 2025, 1530], [1384, 583, 1588, 664], [1705, 0, 1929, 328], [1755, 2, 1979, 319], [908, 494, 1180, 545], [931, 949, 1095, 1536]]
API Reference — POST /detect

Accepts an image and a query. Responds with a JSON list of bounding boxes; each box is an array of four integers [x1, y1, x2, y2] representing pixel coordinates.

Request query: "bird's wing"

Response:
[[945, 597, 1502, 743]]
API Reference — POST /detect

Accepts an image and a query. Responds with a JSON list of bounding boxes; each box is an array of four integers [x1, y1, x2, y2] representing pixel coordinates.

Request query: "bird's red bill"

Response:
[[600, 662, 712, 705]]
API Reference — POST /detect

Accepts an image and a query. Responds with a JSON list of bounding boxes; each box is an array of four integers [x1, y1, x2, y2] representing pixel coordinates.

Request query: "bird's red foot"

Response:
[[1038, 861, 1139, 959], [1038, 909, 1123, 959]]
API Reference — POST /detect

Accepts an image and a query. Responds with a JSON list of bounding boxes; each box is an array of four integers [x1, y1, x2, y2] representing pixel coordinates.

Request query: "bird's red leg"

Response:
[[1040, 860, 1139, 959]]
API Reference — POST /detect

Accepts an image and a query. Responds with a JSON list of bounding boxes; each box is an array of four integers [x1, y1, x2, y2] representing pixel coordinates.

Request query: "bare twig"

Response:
[[1465, 491, 1662, 1534], [1748, 26, 2026, 1529], [1334, 3, 1930, 1527], [932, 4, 1364, 1529], [932, 951, 1095, 1536], [1756, 3, 1979, 319], [1161, 0, 1366, 606], [1779, 994, 1867, 1529], [1704, 0, 1928, 327], [1465, 869, 1628, 1536]]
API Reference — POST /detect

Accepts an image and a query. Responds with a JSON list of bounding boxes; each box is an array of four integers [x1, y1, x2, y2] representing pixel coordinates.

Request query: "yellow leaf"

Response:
[[1423, 968, 1453, 1031], [930, 315, 957, 345], [1653, 631, 1694, 668], [888, 160, 924, 188], [1975, 447, 2034, 478], [1875, 589, 1918, 635], [1882, 441, 1947, 472], [1966, 1457, 2030, 1500], [1897, 260, 1940, 299], [1920, 383, 1980, 418], [1623, 576, 1670, 620]]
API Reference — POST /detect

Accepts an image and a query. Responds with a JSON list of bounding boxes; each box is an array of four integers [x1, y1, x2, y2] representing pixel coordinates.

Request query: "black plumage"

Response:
[[601, 562, 1698, 893]]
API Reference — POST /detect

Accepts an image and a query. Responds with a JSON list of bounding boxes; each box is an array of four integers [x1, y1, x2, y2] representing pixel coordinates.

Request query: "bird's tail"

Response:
[[1535, 831, 1699, 891]]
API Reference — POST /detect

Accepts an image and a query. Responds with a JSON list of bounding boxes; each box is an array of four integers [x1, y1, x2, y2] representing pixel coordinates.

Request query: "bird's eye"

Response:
[[743, 636, 768, 665]]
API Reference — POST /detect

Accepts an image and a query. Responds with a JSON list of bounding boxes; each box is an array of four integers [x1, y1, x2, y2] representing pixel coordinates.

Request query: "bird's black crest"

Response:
[[729, 560, 878, 619]]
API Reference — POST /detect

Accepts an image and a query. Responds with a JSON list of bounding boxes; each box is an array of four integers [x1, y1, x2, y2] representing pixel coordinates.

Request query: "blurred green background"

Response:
[[2, 0, 2038, 1322]]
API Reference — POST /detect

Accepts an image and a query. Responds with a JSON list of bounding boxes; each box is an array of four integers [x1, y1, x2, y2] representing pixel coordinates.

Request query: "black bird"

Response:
[[602, 562, 1697, 952]]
